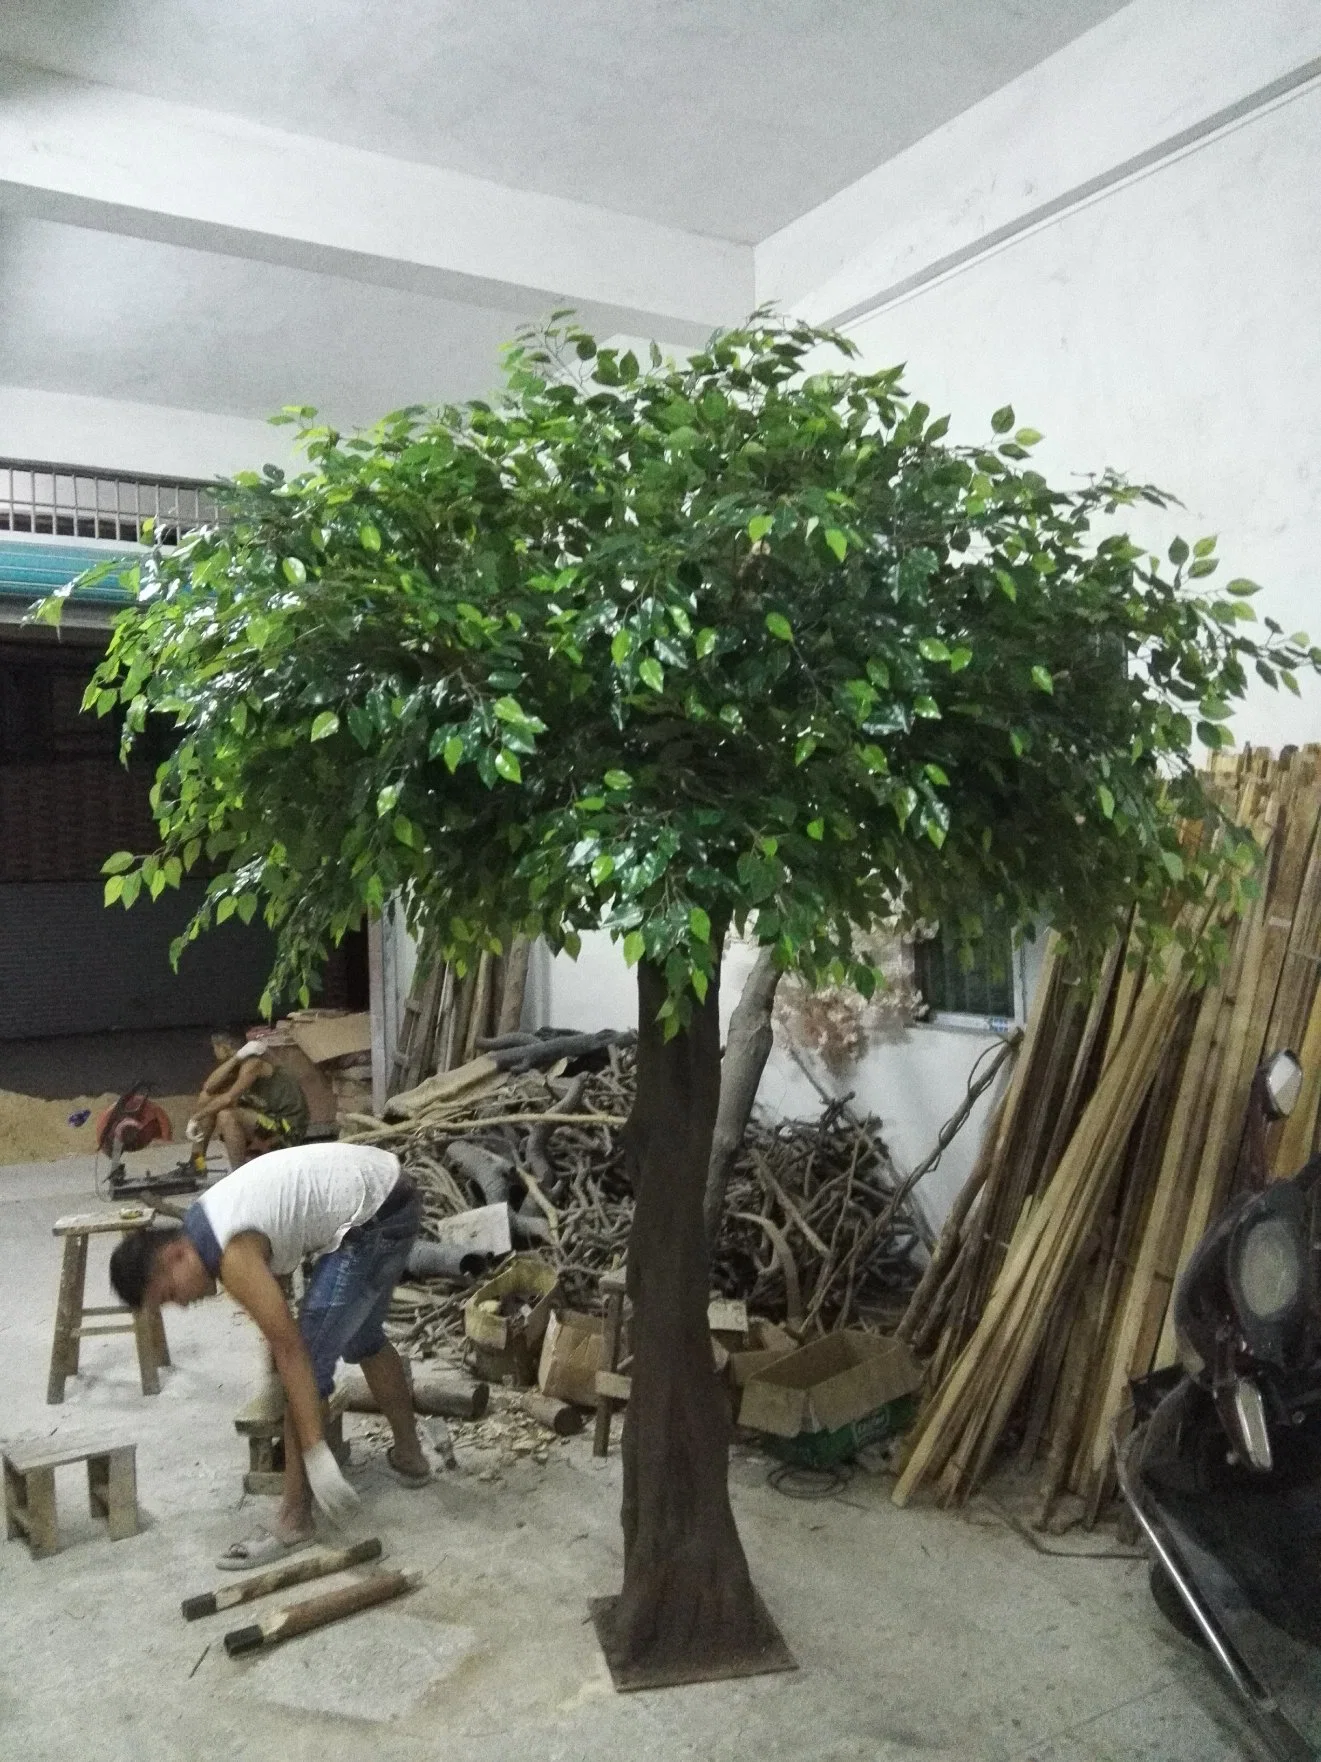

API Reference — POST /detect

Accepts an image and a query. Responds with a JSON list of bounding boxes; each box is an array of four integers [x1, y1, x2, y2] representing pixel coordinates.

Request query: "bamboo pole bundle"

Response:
[[894, 746, 1321, 1519]]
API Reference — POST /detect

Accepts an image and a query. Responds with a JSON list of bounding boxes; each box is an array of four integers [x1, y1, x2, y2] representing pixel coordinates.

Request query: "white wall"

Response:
[[836, 82, 1321, 753], [0, 383, 296, 479], [539, 932, 1028, 1231]]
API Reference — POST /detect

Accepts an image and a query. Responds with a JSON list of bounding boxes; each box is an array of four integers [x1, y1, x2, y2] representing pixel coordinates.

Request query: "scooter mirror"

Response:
[[1262, 1049, 1303, 1120]]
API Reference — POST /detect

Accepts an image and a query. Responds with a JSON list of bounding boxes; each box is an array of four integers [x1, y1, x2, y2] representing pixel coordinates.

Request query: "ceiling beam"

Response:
[[758, 0, 1321, 328], [0, 60, 751, 343]]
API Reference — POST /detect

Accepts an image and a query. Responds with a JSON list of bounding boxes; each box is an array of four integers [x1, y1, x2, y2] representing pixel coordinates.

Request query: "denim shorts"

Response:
[[299, 1186, 421, 1396]]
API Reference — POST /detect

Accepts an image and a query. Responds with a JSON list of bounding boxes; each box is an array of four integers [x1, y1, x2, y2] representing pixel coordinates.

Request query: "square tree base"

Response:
[[589, 1591, 798, 1692]]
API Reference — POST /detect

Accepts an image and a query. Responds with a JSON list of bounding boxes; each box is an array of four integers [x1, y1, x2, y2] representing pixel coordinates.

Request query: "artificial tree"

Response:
[[47, 314, 1317, 1682]]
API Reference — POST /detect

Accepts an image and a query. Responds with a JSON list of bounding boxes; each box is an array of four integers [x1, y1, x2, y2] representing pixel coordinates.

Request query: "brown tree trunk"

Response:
[[703, 945, 781, 1249], [598, 959, 778, 1678]]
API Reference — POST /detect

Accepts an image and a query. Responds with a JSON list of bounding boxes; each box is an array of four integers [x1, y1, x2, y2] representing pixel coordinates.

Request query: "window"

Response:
[[0, 459, 220, 545], [914, 918, 1018, 1022]]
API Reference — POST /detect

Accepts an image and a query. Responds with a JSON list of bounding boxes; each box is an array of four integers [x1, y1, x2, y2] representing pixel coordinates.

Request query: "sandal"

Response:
[[386, 1446, 432, 1488], [215, 1529, 315, 1571]]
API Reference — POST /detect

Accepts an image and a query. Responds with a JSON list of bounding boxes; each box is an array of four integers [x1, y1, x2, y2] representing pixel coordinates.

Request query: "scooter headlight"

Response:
[[1233, 1215, 1304, 1323]]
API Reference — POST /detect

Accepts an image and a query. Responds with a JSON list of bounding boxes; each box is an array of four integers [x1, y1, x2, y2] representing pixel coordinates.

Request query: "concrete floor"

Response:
[[0, 1156, 1298, 1762]]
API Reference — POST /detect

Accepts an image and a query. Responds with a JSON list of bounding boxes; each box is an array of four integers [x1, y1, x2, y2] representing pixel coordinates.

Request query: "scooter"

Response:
[[1116, 1050, 1321, 1761]]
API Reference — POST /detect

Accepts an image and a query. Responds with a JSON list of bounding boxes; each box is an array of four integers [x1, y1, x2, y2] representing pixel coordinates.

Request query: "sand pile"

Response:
[[0, 1091, 195, 1167]]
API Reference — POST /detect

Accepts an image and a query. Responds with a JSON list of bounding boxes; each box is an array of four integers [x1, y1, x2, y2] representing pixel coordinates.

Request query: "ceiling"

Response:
[[0, 0, 1131, 436], [5, 0, 1127, 241]]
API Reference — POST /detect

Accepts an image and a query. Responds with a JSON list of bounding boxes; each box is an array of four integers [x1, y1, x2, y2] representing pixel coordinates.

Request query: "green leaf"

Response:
[[622, 930, 646, 966], [216, 894, 236, 923], [442, 736, 463, 773], [695, 627, 718, 659], [376, 783, 401, 816], [991, 405, 1015, 434], [611, 629, 634, 664], [689, 906, 711, 943], [1098, 784, 1115, 819], [691, 968, 709, 1004], [1225, 578, 1261, 596], [824, 527, 848, 562], [1193, 536, 1217, 558], [310, 710, 340, 741], [747, 513, 774, 543], [236, 895, 257, 925], [393, 815, 416, 847], [925, 763, 950, 786], [359, 522, 382, 552], [494, 748, 522, 782], [1168, 537, 1190, 567], [604, 769, 632, 790], [1014, 427, 1043, 446], [806, 818, 825, 840], [913, 696, 941, 718], [282, 555, 307, 585], [638, 658, 665, 693], [102, 850, 136, 875], [765, 612, 793, 642], [1031, 666, 1054, 694], [591, 853, 615, 884], [918, 637, 950, 662], [1162, 850, 1185, 882], [104, 874, 125, 906], [794, 735, 818, 766]]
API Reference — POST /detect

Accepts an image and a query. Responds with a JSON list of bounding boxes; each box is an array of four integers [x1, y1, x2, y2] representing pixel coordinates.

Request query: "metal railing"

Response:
[[0, 459, 221, 546]]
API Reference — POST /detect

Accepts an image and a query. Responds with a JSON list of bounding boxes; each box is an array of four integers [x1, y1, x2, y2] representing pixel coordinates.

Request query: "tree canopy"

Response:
[[47, 313, 1318, 1019]]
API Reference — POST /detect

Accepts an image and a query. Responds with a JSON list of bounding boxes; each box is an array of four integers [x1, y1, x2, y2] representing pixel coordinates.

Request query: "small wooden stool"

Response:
[[593, 1266, 632, 1458], [236, 1386, 350, 1495], [4, 1435, 138, 1557], [47, 1211, 171, 1404]]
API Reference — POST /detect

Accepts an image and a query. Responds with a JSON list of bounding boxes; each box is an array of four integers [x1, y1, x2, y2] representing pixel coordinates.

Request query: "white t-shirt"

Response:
[[197, 1143, 401, 1276]]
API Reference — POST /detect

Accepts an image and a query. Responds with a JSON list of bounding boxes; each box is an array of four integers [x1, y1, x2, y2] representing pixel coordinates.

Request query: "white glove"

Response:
[[302, 1440, 360, 1525], [185, 1116, 205, 1143]]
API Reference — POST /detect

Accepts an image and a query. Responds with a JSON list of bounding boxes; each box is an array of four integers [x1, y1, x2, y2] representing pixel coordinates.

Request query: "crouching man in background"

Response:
[[109, 1141, 432, 1569]]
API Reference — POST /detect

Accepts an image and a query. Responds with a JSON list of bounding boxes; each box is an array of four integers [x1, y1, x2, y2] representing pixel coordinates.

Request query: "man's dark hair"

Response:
[[212, 1024, 250, 1048], [109, 1226, 181, 1310]]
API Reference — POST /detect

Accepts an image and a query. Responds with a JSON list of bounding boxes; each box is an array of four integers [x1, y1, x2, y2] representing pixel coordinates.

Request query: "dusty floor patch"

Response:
[[0, 1088, 196, 1165], [236, 1607, 477, 1722]]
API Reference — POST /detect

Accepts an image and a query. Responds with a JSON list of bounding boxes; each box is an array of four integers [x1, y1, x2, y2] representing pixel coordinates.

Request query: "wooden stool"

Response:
[[4, 1435, 138, 1557], [47, 1211, 171, 1404], [236, 1387, 349, 1495], [593, 1266, 632, 1458]]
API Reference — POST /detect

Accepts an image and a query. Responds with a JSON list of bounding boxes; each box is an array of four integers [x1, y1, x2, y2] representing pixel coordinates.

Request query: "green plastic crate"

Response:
[[761, 1394, 917, 1470]]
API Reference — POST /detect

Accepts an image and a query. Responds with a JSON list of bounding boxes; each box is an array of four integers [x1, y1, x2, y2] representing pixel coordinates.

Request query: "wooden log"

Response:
[[337, 1366, 489, 1419], [518, 1391, 584, 1435], [223, 1570, 418, 1656], [182, 1538, 383, 1620]]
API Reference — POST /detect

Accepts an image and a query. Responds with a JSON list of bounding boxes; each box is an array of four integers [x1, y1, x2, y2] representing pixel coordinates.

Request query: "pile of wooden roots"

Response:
[[894, 745, 1321, 1524], [347, 1027, 939, 1357]]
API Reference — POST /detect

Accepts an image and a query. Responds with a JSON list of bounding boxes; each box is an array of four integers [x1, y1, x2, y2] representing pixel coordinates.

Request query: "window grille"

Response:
[[914, 918, 1018, 1021], [0, 459, 220, 546]]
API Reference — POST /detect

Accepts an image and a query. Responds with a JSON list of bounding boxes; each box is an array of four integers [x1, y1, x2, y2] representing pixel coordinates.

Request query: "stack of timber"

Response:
[[894, 745, 1321, 1523], [388, 935, 533, 1097]]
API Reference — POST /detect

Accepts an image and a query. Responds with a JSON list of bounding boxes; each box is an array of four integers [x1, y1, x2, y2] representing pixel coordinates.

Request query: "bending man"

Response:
[[110, 1141, 431, 1568]]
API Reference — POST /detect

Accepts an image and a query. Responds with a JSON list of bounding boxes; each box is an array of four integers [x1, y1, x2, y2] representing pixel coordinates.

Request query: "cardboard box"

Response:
[[538, 1309, 605, 1408], [728, 1319, 798, 1389], [738, 1330, 921, 1438], [291, 1011, 373, 1066], [463, 1254, 559, 1356]]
